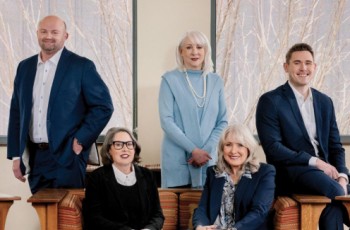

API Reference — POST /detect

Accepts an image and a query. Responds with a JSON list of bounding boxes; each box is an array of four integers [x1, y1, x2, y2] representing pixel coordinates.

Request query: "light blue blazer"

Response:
[[159, 69, 227, 187]]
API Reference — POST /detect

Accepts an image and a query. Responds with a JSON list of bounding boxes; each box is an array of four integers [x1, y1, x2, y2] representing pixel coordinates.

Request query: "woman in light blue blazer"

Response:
[[158, 31, 227, 188], [193, 124, 275, 230]]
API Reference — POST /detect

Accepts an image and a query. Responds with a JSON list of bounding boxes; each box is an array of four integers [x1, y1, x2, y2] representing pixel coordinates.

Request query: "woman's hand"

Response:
[[188, 148, 211, 167]]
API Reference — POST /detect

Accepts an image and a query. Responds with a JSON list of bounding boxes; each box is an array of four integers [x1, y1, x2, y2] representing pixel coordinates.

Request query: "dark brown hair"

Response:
[[285, 43, 314, 64]]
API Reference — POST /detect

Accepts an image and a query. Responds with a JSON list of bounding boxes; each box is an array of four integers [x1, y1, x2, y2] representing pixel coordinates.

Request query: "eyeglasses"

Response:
[[112, 141, 135, 150]]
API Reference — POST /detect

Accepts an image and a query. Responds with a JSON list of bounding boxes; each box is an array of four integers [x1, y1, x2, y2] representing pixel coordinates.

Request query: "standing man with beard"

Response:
[[7, 15, 114, 194]]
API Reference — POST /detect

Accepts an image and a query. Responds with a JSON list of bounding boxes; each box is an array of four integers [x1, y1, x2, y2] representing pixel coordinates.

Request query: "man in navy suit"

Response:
[[7, 15, 114, 194], [256, 43, 349, 229]]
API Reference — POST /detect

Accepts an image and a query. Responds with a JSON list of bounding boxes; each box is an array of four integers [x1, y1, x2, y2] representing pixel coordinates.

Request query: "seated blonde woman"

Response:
[[193, 124, 275, 230]]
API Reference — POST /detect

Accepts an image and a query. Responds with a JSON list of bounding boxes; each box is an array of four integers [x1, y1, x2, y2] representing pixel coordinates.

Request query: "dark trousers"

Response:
[[276, 165, 349, 230], [28, 142, 57, 194], [28, 142, 86, 194]]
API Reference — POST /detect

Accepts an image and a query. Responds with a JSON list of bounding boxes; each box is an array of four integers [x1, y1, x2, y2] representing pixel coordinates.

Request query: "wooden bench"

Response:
[[28, 188, 331, 230], [27, 188, 202, 230]]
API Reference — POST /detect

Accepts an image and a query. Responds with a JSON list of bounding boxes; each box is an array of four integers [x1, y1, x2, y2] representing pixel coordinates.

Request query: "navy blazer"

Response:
[[192, 164, 275, 230], [7, 48, 113, 174], [83, 164, 164, 230], [256, 82, 348, 177]]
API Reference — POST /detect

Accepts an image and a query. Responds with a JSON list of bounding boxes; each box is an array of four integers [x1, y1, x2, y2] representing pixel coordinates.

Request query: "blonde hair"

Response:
[[175, 30, 214, 77], [216, 124, 260, 176]]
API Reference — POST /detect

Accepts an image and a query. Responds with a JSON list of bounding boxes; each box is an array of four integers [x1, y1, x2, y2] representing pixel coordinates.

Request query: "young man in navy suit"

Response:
[[7, 15, 114, 194], [256, 43, 349, 229]]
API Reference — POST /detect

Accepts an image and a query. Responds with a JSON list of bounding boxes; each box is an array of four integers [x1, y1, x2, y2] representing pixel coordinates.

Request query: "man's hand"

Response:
[[73, 138, 83, 155], [187, 148, 211, 167], [315, 158, 339, 180], [12, 159, 26, 182]]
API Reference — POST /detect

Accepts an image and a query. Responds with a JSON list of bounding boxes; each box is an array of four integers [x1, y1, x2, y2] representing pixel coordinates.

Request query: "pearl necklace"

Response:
[[184, 70, 206, 107]]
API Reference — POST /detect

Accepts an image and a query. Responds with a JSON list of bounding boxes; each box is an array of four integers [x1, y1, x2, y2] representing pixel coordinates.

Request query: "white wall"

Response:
[[137, 0, 211, 164], [0, 146, 40, 230]]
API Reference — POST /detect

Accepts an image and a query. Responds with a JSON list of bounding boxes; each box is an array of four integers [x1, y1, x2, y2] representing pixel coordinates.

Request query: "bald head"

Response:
[[38, 15, 66, 31]]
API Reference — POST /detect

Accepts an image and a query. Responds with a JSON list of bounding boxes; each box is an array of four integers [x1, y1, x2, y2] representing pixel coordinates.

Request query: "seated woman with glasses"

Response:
[[83, 127, 164, 230]]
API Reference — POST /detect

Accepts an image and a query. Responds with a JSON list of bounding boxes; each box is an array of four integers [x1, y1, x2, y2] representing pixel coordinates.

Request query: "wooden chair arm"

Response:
[[335, 195, 350, 221], [27, 189, 68, 230], [0, 194, 21, 230], [292, 194, 331, 230]]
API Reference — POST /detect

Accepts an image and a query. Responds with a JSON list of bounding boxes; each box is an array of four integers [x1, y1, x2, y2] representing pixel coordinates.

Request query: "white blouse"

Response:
[[112, 164, 137, 186]]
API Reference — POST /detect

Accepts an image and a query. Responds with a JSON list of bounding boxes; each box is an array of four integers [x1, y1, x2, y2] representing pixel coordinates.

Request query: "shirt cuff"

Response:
[[339, 173, 349, 183], [308, 156, 318, 166], [12, 157, 20, 160]]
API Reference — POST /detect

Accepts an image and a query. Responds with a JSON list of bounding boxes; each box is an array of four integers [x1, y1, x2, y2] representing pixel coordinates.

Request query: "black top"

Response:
[[83, 164, 164, 230], [116, 182, 142, 229]]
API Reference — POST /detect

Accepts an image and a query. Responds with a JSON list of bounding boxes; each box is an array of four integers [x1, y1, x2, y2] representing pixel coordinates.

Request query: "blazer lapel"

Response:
[[21, 56, 38, 170], [104, 166, 124, 208], [283, 83, 310, 141], [210, 176, 225, 222], [311, 89, 323, 148], [48, 47, 72, 111], [135, 166, 147, 213], [24, 56, 39, 113], [234, 176, 251, 209]]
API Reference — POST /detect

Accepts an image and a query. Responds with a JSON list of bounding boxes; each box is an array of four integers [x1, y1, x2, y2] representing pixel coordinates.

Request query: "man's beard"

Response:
[[40, 41, 57, 53]]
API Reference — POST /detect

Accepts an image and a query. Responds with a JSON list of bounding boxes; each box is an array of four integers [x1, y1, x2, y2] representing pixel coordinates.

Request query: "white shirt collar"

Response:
[[288, 81, 313, 105], [112, 164, 137, 186], [37, 47, 64, 65]]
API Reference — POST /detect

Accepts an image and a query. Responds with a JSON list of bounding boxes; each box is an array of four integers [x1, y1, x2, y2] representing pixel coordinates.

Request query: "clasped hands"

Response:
[[187, 148, 211, 167]]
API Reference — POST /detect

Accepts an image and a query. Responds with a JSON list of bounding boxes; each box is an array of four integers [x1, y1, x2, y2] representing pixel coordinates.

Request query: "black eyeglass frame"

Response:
[[111, 141, 135, 150]]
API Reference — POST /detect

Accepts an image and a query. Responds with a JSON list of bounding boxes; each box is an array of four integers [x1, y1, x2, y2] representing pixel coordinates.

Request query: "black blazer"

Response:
[[83, 164, 164, 230]]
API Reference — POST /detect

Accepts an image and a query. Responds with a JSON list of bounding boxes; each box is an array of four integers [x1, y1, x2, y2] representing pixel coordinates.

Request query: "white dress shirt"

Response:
[[289, 81, 348, 182], [289, 82, 319, 158], [29, 48, 63, 143]]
